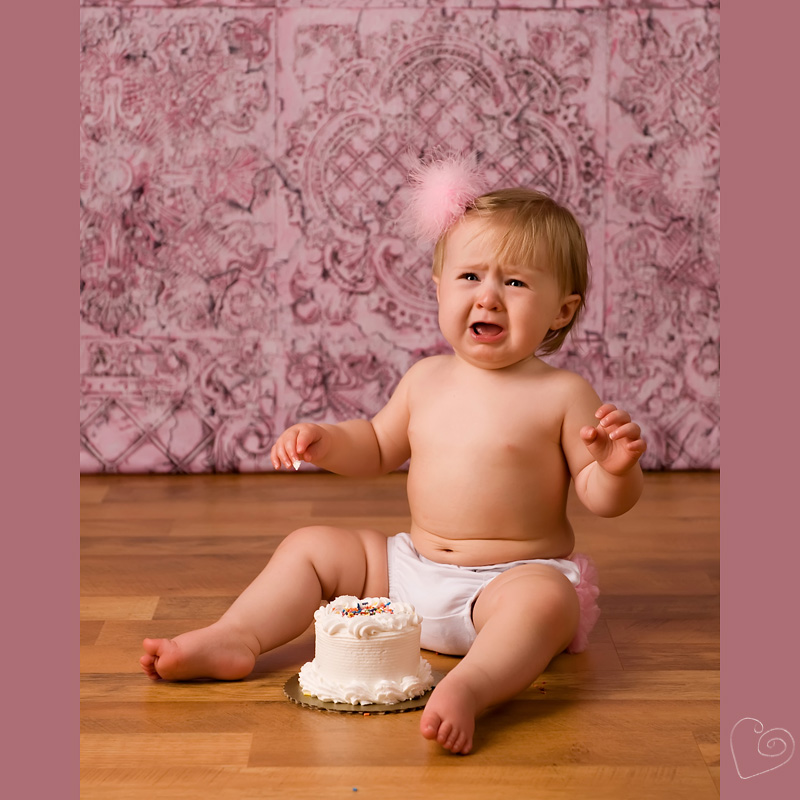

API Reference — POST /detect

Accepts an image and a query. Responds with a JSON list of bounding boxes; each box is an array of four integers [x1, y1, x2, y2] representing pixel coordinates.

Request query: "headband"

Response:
[[404, 152, 487, 243]]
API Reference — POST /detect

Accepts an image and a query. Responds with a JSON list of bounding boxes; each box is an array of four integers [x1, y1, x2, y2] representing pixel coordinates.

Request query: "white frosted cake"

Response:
[[298, 596, 434, 705]]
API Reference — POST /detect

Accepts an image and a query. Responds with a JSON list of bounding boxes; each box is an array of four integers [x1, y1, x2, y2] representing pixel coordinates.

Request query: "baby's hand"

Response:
[[580, 403, 647, 476], [270, 423, 328, 471]]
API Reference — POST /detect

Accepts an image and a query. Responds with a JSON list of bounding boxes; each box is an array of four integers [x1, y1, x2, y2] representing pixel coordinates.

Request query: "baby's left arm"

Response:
[[561, 379, 646, 517]]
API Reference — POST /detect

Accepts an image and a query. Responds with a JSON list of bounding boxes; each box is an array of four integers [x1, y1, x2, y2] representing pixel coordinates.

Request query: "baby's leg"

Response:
[[420, 564, 580, 754], [141, 526, 388, 680]]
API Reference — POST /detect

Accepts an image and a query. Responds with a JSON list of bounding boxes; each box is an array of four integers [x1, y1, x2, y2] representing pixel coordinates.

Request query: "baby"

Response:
[[141, 158, 646, 755]]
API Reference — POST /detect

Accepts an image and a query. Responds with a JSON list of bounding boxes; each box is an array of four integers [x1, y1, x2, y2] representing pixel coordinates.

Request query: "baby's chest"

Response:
[[409, 390, 562, 455]]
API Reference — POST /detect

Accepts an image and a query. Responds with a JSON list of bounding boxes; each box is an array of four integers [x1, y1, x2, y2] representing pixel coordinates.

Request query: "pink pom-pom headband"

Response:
[[404, 153, 488, 243]]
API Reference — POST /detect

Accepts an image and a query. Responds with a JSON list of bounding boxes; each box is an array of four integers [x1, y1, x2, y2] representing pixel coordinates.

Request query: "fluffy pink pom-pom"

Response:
[[566, 553, 601, 654], [404, 153, 487, 243]]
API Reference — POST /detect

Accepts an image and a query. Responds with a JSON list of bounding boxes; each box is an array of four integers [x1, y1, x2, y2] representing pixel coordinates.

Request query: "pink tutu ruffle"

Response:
[[566, 553, 600, 654]]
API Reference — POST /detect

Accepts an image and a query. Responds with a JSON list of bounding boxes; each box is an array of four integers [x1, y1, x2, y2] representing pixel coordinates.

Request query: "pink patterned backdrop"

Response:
[[80, 1, 720, 473]]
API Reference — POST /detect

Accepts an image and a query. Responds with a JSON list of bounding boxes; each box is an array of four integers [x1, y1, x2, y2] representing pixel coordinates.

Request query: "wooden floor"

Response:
[[80, 471, 719, 799]]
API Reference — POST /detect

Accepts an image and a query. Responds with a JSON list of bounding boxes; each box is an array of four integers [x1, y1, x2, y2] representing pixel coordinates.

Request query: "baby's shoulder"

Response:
[[534, 362, 599, 402], [397, 356, 455, 404], [539, 362, 593, 387]]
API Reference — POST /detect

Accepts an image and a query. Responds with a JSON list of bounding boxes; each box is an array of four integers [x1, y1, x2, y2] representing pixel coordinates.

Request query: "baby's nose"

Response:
[[476, 283, 502, 309]]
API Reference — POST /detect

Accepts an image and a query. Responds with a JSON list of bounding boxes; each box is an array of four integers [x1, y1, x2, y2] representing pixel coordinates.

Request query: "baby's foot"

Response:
[[140, 621, 258, 681], [420, 674, 478, 755]]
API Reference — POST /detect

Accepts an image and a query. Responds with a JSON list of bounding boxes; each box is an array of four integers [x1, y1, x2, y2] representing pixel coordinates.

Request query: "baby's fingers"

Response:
[[626, 438, 648, 457], [281, 424, 325, 469], [295, 426, 320, 459], [271, 430, 302, 470], [598, 407, 631, 430], [595, 403, 619, 421], [580, 424, 600, 445], [270, 442, 292, 471], [607, 421, 641, 442], [270, 441, 286, 471]]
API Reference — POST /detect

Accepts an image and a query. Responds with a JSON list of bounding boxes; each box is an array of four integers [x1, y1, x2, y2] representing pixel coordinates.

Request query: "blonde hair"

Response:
[[431, 189, 589, 355]]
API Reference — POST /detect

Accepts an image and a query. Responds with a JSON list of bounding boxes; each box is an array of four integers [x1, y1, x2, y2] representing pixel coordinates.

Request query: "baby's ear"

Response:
[[432, 273, 441, 302], [551, 293, 581, 330]]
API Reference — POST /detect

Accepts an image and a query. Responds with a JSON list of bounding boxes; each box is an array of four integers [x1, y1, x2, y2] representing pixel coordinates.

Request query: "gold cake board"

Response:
[[284, 672, 445, 715]]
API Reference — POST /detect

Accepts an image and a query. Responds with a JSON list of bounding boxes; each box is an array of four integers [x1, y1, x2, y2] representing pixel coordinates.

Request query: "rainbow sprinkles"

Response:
[[340, 600, 394, 617]]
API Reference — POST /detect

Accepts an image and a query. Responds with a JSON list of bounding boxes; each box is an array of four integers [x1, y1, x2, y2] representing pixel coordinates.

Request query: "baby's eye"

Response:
[[459, 272, 480, 281], [506, 279, 527, 288]]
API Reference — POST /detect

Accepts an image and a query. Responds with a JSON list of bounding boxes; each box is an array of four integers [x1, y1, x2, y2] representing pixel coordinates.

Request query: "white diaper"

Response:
[[386, 531, 584, 656]]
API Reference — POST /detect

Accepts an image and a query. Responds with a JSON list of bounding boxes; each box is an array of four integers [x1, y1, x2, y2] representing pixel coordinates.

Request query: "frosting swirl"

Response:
[[314, 596, 423, 638], [298, 657, 433, 706]]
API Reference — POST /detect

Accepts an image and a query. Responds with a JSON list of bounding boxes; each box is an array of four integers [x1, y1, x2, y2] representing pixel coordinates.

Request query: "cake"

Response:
[[298, 596, 434, 705]]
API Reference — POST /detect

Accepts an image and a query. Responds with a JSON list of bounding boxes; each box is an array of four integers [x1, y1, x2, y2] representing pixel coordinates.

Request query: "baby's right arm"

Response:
[[271, 419, 383, 476], [270, 361, 419, 477]]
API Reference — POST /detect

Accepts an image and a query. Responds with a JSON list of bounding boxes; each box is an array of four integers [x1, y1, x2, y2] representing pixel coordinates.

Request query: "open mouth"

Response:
[[470, 322, 505, 341]]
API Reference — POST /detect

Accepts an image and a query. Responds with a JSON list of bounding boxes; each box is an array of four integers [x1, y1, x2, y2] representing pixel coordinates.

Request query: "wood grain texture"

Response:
[[80, 471, 719, 798]]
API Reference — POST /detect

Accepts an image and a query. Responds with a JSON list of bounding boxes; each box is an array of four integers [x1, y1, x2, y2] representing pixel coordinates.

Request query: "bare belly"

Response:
[[408, 521, 576, 567]]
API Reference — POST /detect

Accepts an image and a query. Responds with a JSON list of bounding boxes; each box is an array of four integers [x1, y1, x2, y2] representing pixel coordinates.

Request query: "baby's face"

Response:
[[434, 216, 576, 370]]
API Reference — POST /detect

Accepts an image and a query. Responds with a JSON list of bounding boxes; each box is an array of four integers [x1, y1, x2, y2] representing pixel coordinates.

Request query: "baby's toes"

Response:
[[436, 720, 455, 747], [139, 659, 156, 678], [420, 709, 442, 740], [444, 728, 467, 753]]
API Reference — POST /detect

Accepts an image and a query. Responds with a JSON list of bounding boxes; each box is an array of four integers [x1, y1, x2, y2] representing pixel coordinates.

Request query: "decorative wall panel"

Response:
[[80, 2, 720, 471]]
